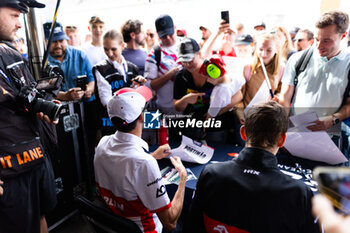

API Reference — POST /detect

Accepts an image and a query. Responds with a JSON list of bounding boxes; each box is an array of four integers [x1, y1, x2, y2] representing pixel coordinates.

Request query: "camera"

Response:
[[14, 65, 64, 121], [76, 75, 87, 91], [36, 65, 64, 96], [17, 85, 63, 121]]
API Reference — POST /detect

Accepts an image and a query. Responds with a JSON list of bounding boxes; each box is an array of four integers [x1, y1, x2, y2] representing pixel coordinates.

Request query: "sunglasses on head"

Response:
[[65, 25, 77, 30]]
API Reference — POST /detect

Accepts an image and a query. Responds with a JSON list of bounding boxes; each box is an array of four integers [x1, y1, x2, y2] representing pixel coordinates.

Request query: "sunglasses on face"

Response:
[[147, 33, 154, 38], [297, 38, 305, 42], [160, 34, 172, 39]]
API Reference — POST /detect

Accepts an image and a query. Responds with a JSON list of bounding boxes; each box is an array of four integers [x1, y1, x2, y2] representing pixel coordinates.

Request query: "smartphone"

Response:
[[76, 75, 87, 91], [221, 11, 230, 24], [313, 167, 350, 214]]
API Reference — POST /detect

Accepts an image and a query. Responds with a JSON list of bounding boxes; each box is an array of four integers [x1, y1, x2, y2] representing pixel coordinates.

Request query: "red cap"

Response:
[[199, 54, 226, 78]]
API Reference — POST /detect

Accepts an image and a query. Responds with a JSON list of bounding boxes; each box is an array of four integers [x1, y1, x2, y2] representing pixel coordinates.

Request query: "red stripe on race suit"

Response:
[[96, 183, 171, 233], [203, 212, 249, 233]]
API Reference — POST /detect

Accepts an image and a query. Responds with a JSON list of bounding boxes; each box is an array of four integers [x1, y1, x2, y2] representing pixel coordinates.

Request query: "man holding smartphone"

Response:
[[45, 22, 99, 189]]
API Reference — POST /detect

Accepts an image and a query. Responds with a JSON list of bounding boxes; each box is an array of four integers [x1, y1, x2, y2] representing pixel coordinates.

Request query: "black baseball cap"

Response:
[[0, 0, 45, 13], [22, 0, 45, 8], [234, 34, 253, 46], [177, 38, 200, 63], [155, 14, 174, 38]]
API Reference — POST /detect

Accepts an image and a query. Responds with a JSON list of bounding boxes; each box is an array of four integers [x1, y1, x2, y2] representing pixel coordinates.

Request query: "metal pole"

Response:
[[24, 8, 45, 81]]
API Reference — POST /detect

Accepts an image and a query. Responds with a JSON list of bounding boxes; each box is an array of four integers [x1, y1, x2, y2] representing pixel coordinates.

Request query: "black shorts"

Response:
[[0, 157, 57, 233]]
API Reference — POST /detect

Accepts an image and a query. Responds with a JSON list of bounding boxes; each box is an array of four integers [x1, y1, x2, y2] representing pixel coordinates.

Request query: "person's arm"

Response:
[[201, 21, 230, 59], [56, 88, 85, 101], [0, 179, 3, 196], [234, 83, 247, 124], [150, 66, 182, 90], [234, 102, 246, 125], [312, 194, 350, 233], [151, 144, 171, 159], [157, 156, 187, 230], [307, 97, 350, 131], [215, 90, 243, 117], [174, 93, 205, 112], [274, 83, 294, 108], [272, 52, 299, 108], [84, 81, 95, 99]]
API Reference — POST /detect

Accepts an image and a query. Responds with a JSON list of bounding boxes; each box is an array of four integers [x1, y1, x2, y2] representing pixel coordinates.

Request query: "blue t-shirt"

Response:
[[49, 46, 95, 102], [122, 48, 147, 75]]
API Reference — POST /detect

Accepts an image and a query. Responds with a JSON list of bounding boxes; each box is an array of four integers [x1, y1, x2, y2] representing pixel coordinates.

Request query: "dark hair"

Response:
[[300, 29, 314, 41], [111, 116, 139, 133], [245, 101, 288, 149], [121, 19, 143, 43], [316, 10, 349, 34]]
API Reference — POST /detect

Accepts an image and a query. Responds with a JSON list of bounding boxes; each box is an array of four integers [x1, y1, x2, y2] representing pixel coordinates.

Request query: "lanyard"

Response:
[[0, 68, 11, 84], [122, 62, 128, 83]]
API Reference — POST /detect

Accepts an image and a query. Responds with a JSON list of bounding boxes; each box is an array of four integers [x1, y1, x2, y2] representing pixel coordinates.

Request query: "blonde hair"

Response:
[[274, 26, 293, 62], [250, 32, 281, 77], [103, 29, 124, 45]]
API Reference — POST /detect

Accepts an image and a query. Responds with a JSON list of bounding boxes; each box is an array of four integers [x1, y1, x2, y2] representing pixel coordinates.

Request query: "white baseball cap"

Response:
[[107, 86, 152, 124]]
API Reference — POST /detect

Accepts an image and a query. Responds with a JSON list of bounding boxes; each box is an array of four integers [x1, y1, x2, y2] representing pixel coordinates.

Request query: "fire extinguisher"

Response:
[[158, 120, 169, 145]]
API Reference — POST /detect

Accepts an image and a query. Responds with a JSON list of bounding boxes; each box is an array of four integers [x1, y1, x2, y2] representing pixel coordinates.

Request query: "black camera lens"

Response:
[[31, 98, 63, 121]]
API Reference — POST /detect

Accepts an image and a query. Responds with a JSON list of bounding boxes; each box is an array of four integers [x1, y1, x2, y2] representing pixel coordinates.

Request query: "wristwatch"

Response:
[[332, 114, 340, 126]]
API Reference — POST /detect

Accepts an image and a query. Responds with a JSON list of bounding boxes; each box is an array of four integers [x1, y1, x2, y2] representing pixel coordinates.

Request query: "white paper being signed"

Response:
[[169, 135, 214, 164], [284, 111, 347, 165]]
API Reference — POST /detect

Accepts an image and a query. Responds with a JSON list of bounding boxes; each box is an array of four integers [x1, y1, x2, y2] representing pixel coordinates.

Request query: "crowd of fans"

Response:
[[3, 2, 350, 232]]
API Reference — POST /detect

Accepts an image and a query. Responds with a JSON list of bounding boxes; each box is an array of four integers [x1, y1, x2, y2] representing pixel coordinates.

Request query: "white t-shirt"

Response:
[[208, 75, 245, 117], [94, 131, 171, 233], [82, 44, 107, 66]]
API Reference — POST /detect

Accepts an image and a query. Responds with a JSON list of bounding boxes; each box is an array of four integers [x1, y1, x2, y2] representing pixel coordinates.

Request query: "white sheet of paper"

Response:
[[284, 131, 347, 165], [244, 81, 270, 115], [289, 111, 318, 127], [169, 135, 214, 164]]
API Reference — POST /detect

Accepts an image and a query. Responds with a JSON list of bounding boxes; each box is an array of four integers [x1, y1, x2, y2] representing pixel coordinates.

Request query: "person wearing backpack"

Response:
[[144, 14, 182, 115], [275, 11, 350, 158]]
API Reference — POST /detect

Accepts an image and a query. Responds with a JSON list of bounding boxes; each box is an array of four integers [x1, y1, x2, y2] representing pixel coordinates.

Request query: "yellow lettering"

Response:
[[0, 157, 6, 168], [29, 149, 38, 160], [36, 147, 44, 158], [16, 153, 23, 165], [23, 151, 32, 163], [4, 155, 12, 168]]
